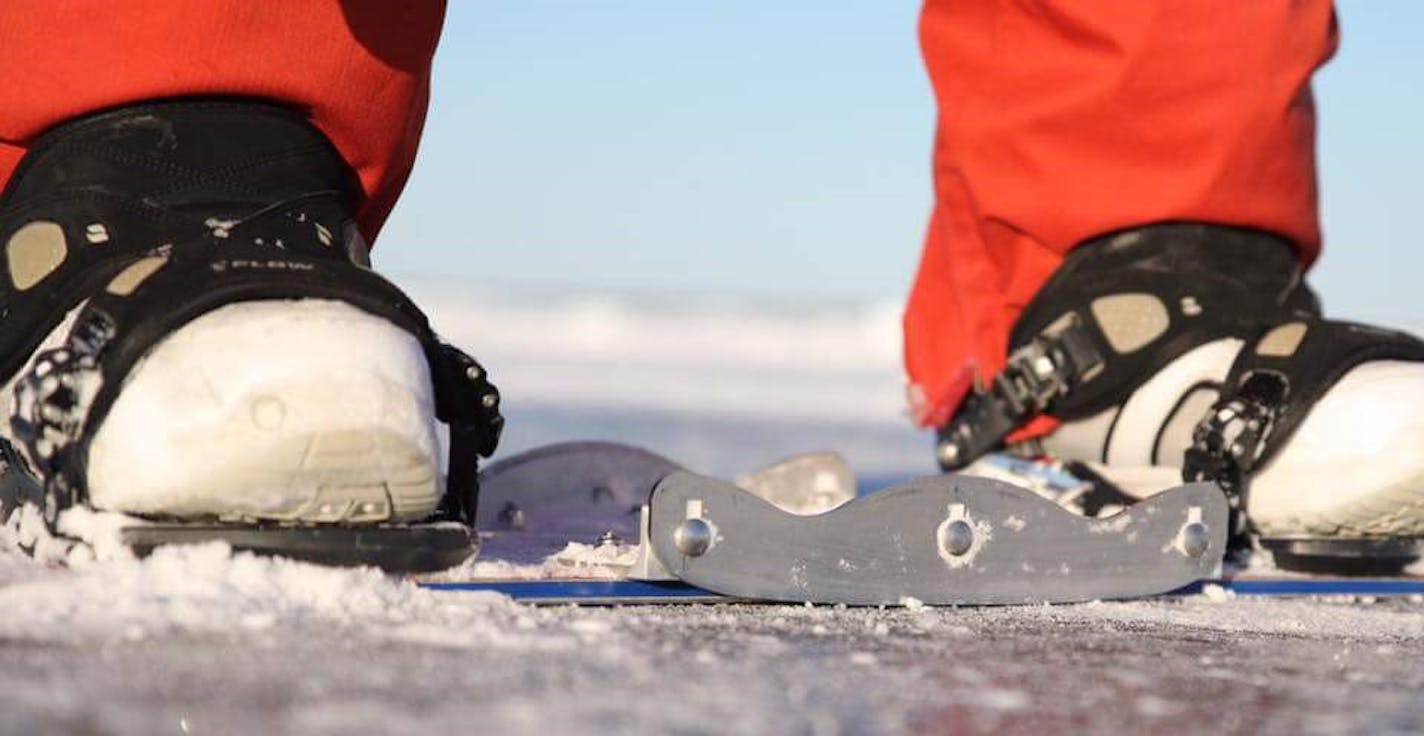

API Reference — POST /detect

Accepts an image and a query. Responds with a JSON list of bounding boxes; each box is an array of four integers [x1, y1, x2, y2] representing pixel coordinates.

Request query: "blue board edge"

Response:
[[423, 579, 726, 603], [422, 577, 1424, 602], [1174, 578, 1424, 597]]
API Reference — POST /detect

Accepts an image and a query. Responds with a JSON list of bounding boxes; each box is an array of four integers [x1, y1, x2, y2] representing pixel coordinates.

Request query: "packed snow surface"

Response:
[[4, 538, 1424, 735], [3, 288, 1424, 734]]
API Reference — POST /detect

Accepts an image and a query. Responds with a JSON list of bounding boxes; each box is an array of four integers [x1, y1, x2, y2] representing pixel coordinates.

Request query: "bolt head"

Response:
[[936, 441, 961, 468], [674, 518, 714, 557], [940, 519, 975, 556], [497, 502, 527, 531], [1181, 522, 1210, 558], [465, 365, 483, 382]]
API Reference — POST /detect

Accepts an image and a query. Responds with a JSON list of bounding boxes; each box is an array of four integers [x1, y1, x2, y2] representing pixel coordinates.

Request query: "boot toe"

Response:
[[85, 299, 442, 523]]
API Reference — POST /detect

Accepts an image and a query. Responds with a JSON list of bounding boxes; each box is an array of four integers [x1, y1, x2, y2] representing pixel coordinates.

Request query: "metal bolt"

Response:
[[1181, 522, 1210, 558], [465, 365, 483, 382], [85, 223, 110, 244], [674, 518, 714, 557], [481, 393, 498, 409], [936, 441, 961, 468], [497, 502, 526, 531], [597, 530, 623, 547], [940, 519, 975, 556]]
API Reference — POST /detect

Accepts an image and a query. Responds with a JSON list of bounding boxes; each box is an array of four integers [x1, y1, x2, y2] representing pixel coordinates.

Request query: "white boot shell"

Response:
[[1044, 343, 1424, 538], [81, 299, 441, 523], [1249, 361, 1424, 537]]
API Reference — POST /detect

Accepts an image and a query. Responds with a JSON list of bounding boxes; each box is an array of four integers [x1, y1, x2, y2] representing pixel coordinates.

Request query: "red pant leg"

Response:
[[0, 1, 444, 241], [904, 0, 1338, 429]]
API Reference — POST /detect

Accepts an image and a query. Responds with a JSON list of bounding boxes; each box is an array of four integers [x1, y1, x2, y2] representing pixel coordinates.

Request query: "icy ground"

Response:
[[3, 287, 1424, 734]]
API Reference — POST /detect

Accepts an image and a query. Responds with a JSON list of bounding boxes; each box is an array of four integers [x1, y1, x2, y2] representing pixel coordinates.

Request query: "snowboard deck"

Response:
[[8, 436, 1417, 604], [421, 575, 1424, 605]]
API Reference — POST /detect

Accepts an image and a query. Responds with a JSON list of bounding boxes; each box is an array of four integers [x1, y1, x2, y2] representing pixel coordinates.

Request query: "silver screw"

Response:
[[597, 530, 623, 547], [465, 365, 483, 382], [497, 502, 526, 531], [936, 441, 961, 467], [481, 393, 498, 408], [674, 518, 714, 557], [940, 519, 975, 556], [1181, 522, 1210, 558]]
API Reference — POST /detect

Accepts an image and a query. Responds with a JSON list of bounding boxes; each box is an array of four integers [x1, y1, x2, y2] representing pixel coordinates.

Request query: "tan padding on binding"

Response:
[[1041, 312, 1078, 338], [7, 221, 67, 290], [1256, 321, 1308, 358], [1090, 293, 1169, 354], [106, 255, 170, 296]]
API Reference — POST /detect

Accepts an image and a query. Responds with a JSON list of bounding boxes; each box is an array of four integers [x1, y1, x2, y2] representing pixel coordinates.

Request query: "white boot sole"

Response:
[[84, 300, 442, 523]]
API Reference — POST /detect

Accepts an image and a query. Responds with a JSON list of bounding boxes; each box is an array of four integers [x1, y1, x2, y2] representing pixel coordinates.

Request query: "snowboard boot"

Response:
[[0, 99, 503, 571], [936, 223, 1424, 572]]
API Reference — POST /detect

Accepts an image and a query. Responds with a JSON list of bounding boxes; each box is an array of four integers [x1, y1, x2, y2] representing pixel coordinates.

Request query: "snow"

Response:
[[3, 288, 1424, 734], [401, 280, 909, 426], [424, 541, 638, 583], [1201, 582, 1237, 603]]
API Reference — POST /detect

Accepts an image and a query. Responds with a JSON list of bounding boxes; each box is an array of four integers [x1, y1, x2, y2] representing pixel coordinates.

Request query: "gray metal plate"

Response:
[[476, 442, 679, 535], [648, 472, 1228, 605], [475, 442, 862, 565]]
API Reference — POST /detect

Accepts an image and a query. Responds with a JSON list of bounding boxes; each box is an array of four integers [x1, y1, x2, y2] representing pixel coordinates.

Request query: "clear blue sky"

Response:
[[378, 0, 1424, 323]]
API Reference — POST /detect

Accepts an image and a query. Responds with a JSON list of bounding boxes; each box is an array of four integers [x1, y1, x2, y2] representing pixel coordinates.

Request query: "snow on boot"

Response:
[[934, 224, 1424, 571], [0, 100, 503, 571]]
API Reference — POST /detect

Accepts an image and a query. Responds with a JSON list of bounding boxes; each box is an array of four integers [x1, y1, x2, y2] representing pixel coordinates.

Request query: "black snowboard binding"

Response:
[[0, 99, 502, 572], [936, 223, 1424, 572]]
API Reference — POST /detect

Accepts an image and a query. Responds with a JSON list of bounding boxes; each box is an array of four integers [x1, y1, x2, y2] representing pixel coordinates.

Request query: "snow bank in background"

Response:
[[398, 280, 909, 423]]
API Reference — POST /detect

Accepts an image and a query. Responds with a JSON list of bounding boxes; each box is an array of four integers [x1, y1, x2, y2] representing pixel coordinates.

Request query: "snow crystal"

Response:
[[546, 540, 639, 575], [1200, 583, 1237, 603], [568, 618, 613, 636], [975, 688, 1030, 711], [898, 595, 926, 612], [1134, 695, 1183, 718]]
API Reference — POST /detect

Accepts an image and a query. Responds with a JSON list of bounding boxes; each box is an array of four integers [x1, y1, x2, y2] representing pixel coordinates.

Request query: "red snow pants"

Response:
[[0, 1, 1339, 432], [905, 1, 1340, 430], [0, 1, 446, 240]]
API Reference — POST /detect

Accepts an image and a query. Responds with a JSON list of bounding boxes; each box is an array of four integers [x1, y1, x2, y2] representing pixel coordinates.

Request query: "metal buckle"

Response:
[[936, 318, 1103, 470], [430, 342, 504, 525], [1182, 372, 1283, 496]]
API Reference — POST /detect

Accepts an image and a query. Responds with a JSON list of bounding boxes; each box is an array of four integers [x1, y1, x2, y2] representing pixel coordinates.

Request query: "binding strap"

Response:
[[934, 316, 1104, 468], [1183, 320, 1424, 494], [11, 230, 503, 525], [936, 224, 1317, 471]]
